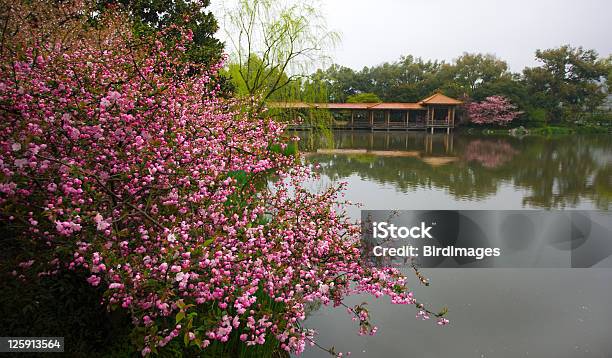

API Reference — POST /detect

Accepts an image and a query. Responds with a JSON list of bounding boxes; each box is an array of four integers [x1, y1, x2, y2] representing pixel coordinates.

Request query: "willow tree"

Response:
[[221, 0, 338, 106]]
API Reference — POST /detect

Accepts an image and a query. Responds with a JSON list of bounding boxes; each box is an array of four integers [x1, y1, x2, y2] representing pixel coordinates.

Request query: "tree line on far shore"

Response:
[[147, 0, 610, 128], [291, 49, 611, 127]]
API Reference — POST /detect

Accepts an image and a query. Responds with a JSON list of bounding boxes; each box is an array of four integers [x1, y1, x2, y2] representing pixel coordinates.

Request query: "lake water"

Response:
[[296, 131, 612, 358]]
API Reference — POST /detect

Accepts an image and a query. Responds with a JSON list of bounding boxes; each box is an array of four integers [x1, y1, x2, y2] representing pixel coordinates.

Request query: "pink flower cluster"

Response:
[[0, 2, 447, 356], [466, 95, 523, 125]]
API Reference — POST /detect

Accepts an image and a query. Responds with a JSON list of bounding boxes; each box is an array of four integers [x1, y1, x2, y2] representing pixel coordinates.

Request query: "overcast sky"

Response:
[[212, 0, 612, 73]]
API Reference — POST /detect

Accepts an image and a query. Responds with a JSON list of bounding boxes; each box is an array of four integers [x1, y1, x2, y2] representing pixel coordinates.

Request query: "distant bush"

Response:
[[529, 126, 573, 135], [574, 125, 610, 134], [347, 92, 382, 103], [526, 108, 548, 127], [580, 112, 612, 127]]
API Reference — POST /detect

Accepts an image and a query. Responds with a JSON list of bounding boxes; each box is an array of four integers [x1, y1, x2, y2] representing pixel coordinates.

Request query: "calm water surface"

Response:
[[296, 131, 612, 358]]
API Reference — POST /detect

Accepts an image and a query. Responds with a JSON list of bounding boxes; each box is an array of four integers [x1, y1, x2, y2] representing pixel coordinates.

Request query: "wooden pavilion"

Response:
[[270, 93, 462, 133]]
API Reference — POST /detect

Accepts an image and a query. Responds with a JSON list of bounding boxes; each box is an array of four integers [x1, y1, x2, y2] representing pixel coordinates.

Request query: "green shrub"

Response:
[[526, 108, 548, 127], [0, 271, 135, 357]]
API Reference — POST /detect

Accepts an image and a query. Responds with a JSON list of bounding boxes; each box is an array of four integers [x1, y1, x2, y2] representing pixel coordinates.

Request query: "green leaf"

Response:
[[283, 142, 298, 156], [148, 324, 158, 335], [187, 317, 193, 331], [438, 306, 449, 316], [269, 143, 282, 154], [269, 142, 298, 156], [227, 170, 248, 186], [175, 310, 185, 324]]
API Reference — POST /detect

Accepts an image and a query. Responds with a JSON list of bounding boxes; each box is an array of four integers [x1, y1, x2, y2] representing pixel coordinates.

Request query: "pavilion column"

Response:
[[430, 107, 435, 134], [405, 111, 409, 130], [386, 111, 390, 131], [351, 111, 354, 129]]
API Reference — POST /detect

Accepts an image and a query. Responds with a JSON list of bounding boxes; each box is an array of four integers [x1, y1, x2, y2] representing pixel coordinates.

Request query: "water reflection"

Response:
[[295, 131, 612, 358], [298, 131, 612, 210], [463, 139, 517, 168]]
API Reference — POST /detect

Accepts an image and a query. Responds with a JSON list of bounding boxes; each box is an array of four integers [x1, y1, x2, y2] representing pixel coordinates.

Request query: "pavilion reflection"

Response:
[[298, 131, 612, 210]]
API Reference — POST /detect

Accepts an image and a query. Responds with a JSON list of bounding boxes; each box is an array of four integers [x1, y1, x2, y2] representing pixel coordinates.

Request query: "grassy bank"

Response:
[[460, 124, 611, 136]]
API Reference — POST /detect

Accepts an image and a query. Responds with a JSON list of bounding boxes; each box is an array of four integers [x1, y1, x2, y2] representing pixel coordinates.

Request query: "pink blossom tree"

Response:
[[466, 95, 522, 125], [0, 1, 446, 356]]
